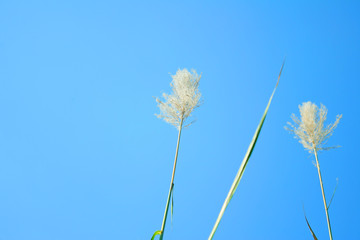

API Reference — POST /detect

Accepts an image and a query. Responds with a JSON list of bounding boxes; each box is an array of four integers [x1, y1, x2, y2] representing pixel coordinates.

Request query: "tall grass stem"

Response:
[[159, 118, 183, 240], [314, 150, 333, 240]]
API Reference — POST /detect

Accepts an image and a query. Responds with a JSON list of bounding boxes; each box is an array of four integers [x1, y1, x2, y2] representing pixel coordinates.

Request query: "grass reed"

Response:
[[152, 69, 201, 240], [286, 102, 342, 240]]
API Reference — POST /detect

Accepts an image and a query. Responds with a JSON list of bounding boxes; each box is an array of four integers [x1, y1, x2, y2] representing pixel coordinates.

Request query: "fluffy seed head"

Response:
[[286, 101, 342, 153], [155, 69, 202, 129]]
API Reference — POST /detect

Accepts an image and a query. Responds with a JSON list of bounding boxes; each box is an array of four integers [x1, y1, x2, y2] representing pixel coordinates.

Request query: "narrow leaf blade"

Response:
[[208, 60, 285, 240], [304, 213, 318, 240], [171, 190, 174, 225], [151, 230, 162, 240], [327, 178, 339, 210]]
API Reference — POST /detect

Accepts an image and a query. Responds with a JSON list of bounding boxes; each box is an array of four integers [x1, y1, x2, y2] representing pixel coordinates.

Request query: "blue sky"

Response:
[[0, 1, 359, 239]]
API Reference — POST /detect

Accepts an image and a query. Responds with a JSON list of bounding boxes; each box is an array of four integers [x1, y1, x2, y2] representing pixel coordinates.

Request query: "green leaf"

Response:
[[327, 178, 339, 210], [171, 189, 174, 225], [305, 215, 318, 240], [151, 230, 162, 240], [208, 60, 285, 240], [303, 206, 318, 240]]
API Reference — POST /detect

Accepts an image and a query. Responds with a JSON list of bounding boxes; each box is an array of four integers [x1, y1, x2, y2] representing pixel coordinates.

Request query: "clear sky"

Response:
[[0, 1, 359, 239]]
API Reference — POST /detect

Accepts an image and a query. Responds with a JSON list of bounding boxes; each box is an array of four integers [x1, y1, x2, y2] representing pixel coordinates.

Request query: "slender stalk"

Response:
[[159, 118, 183, 240], [313, 149, 333, 240]]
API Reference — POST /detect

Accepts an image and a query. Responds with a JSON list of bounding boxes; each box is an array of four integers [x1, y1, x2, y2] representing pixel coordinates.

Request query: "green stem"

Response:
[[314, 149, 333, 240], [159, 118, 183, 240]]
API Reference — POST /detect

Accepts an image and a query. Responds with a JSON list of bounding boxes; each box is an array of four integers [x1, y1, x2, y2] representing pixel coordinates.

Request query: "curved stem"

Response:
[[314, 149, 333, 240], [159, 118, 183, 240]]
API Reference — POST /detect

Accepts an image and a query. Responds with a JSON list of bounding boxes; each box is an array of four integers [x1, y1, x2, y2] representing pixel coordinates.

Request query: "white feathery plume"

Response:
[[155, 69, 202, 129], [286, 101, 342, 153]]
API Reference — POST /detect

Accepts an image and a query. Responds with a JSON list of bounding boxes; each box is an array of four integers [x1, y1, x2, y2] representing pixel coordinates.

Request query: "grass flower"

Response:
[[152, 69, 201, 240], [155, 69, 201, 129], [286, 102, 342, 152], [286, 101, 342, 240]]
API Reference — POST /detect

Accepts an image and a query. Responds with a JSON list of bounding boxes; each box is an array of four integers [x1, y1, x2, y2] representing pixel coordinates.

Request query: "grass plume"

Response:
[[286, 102, 342, 240]]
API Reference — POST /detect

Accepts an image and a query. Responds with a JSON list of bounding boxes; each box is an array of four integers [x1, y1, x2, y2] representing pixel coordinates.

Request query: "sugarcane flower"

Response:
[[155, 69, 202, 129], [286, 101, 342, 153]]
